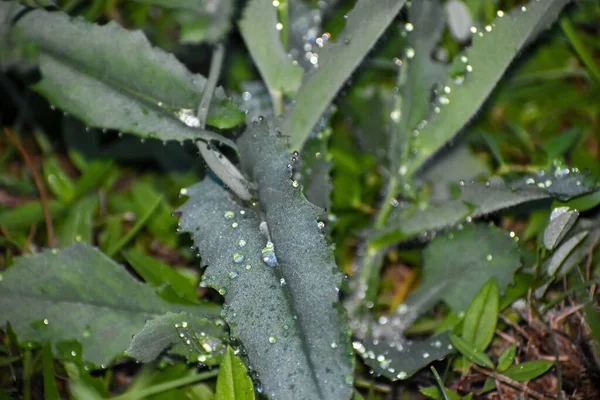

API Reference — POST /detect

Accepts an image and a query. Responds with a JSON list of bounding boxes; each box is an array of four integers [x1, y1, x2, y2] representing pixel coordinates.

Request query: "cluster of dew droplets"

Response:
[[288, 151, 300, 188], [286, 0, 333, 68], [174, 320, 223, 364]]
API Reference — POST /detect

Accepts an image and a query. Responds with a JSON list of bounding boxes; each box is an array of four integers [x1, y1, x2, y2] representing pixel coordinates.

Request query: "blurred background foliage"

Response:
[[0, 0, 599, 398]]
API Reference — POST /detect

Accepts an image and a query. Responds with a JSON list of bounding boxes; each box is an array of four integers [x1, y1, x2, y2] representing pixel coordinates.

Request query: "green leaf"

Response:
[[357, 332, 452, 381], [43, 157, 75, 203], [57, 195, 98, 246], [123, 249, 199, 304], [375, 173, 593, 247], [0, 243, 221, 366], [584, 304, 600, 353], [543, 206, 578, 250], [419, 385, 463, 400], [126, 312, 225, 365], [132, 0, 233, 44], [406, 0, 573, 176], [502, 360, 554, 382], [284, 0, 407, 149], [42, 345, 60, 400], [215, 347, 255, 400], [449, 334, 494, 369], [0, 200, 67, 230], [239, 0, 303, 103], [392, 0, 447, 175], [6, 6, 243, 144], [497, 344, 517, 372], [402, 224, 521, 314], [178, 123, 353, 400], [462, 279, 499, 352]]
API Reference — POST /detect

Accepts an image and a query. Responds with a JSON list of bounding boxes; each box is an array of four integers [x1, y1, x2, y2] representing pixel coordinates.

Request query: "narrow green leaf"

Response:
[[406, 0, 573, 176], [215, 347, 255, 400], [42, 345, 60, 400], [178, 123, 353, 399], [502, 360, 554, 382], [543, 206, 578, 250], [497, 344, 517, 372], [401, 224, 521, 314], [419, 386, 463, 400], [132, 0, 233, 44], [6, 6, 243, 144], [284, 0, 407, 149], [43, 157, 75, 203], [449, 334, 494, 369], [462, 279, 499, 352], [0, 200, 67, 229], [584, 304, 600, 353], [0, 243, 221, 366], [392, 0, 446, 175], [130, 181, 176, 245], [239, 0, 303, 103], [123, 249, 199, 304], [57, 195, 98, 246]]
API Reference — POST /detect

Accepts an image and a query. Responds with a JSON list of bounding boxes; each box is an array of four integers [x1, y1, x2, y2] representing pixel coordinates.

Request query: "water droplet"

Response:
[[317, 221, 325, 229], [393, 57, 403, 66], [405, 22, 414, 32], [231, 222, 239, 228], [71, 351, 77, 357], [224, 211, 235, 219], [197, 354, 207, 362], [460, 55, 468, 63], [405, 47, 415, 59], [485, 25, 492, 32], [268, 336, 277, 344], [179, 188, 188, 196], [275, 23, 283, 31], [397, 371, 407, 379], [466, 64, 473, 72], [218, 288, 227, 295], [238, 239, 247, 248], [242, 91, 252, 101], [292, 180, 299, 188], [521, 6, 527, 11], [262, 242, 277, 266], [470, 26, 477, 34], [486, 254, 493, 261], [245, 264, 252, 270], [390, 109, 401, 122], [497, 10, 504, 17], [423, 352, 430, 358], [233, 252, 245, 263], [279, 278, 286, 285], [229, 271, 238, 279]]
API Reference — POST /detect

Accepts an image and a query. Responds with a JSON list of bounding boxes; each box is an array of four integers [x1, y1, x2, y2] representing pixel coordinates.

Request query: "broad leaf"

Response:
[[178, 123, 353, 400], [543, 206, 578, 250], [239, 0, 303, 108], [215, 347, 255, 400], [375, 173, 594, 247], [284, 0, 407, 150], [126, 312, 225, 365], [406, 0, 572, 176], [0, 243, 222, 366], [132, 0, 233, 44], [401, 224, 521, 314], [5, 5, 243, 144], [355, 332, 452, 381]]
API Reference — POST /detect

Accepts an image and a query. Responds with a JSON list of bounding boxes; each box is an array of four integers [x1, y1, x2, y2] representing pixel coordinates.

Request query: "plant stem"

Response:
[[4, 128, 56, 248], [197, 44, 225, 123], [110, 369, 219, 400], [430, 366, 450, 400], [560, 16, 600, 85], [23, 350, 32, 400]]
